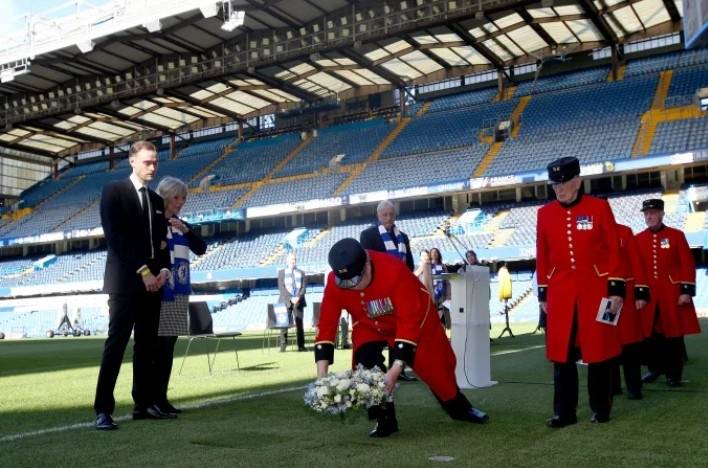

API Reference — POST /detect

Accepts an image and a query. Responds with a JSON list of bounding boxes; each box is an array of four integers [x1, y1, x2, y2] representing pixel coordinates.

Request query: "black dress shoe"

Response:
[[368, 419, 399, 437], [666, 378, 683, 387], [95, 412, 118, 431], [158, 401, 182, 415], [626, 391, 643, 400], [642, 371, 660, 383], [398, 370, 417, 382], [590, 413, 610, 423], [464, 407, 489, 424], [133, 404, 177, 420], [297, 347, 308, 352], [545, 415, 577, 428]]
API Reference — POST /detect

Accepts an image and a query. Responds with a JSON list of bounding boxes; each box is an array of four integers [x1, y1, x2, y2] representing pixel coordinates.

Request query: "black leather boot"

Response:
[[441, 392, 489, 424], [368, 402, 399, 437]]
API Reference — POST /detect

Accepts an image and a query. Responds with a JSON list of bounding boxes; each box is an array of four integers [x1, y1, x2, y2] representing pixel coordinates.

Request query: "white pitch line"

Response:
[[492, 344, 545, 356], [0, 385, 305, 444]]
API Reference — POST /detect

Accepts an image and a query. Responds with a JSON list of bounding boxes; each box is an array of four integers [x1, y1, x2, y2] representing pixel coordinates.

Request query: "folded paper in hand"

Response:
[[596, 297, 622, 326]]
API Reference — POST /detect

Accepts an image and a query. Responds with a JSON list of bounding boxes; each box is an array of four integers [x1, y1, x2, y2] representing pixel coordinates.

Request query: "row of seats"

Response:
[[344, 145, 488, 196], [486, 75, 658, 176], [624, 48, 708, 77], [382, 100, 516, 159], [275, 119, 393, 177], [666, 65, 708, 107], [0, 187, 702, 288], [4, 49, 707, 239], [650, 116, 708, 156], [207, 133, 301, 186]]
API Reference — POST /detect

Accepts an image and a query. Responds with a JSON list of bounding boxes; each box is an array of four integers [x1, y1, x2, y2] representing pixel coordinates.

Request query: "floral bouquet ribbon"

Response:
[[304, 364, 388, 416]]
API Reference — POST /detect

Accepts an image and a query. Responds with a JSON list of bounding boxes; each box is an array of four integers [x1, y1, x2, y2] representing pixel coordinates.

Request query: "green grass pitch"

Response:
[[1, 321, 707, 467]]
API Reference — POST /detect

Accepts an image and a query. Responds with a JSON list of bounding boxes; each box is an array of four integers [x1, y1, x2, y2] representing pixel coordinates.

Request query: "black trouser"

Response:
[[94, 292, 161, 414], [537, 307, 547, 330], [354, 342, 390, 420], [611, 341, 643, 396], [554, 357, 614, 420], [646, 334, 685, 382], [156, 335, 178, 405], [552, 309, 614, 420], [280, 306, 305, 349]]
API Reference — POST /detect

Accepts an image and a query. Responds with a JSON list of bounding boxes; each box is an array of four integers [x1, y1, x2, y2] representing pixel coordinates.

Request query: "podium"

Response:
[[440, 267, 497, 389]]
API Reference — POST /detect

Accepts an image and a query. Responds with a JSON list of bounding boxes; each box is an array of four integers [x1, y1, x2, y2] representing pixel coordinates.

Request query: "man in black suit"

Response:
[[359, 200, 414, 271], [277, 253, 308, 352], [360, 199, 416, 381], [94, 140, 172, 430]]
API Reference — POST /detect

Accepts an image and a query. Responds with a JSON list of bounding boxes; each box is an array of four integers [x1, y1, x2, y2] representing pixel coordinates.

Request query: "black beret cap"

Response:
[[328, 238, 368, 289], [547, 157, 580, 183], [641, 198, 664, 212]]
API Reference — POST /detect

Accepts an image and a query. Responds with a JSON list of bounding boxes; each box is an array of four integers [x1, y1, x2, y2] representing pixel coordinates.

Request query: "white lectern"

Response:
[[441, 267, 496, 389]]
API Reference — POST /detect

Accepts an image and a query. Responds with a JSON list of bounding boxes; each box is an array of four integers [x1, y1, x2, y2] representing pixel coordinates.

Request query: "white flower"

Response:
[[334, 394, 342, 403], [356, 383, 370, 393], [316, 386, 329, 398], [336, 379, 351, 392]]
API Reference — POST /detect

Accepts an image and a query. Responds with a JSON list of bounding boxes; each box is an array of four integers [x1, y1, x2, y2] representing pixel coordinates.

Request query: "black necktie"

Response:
[[139, 187, 154, 258], [139, 187, 149, 221]]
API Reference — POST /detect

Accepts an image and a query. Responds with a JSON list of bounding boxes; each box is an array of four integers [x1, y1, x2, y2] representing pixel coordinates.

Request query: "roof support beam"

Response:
[[167, 90, 246, 121], [245, 69, 320, 102], [338, 49, 407, 88], [578, 0, 620, 47], [26, 121, 113, 145], [0, 143, 57, 159], [92, 106, 174, 134], [446, 22, 505, 71], [303, 59, 361, 88], [662, 0, 682, 22], [515, 8, 558, 50], [0, 151, 53, 166]]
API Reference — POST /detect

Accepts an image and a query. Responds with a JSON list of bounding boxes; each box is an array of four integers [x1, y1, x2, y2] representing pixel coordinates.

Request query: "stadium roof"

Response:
[[0, 0, 685, 160]]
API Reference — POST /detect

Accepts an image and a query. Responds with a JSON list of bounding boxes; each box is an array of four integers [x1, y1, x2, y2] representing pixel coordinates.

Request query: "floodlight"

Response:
[[76, 40, 94, 53], [144, 19, 162, 33], [222, 9, 245, 32], [200, 3, 219, 18], [0, 69, 15, 83]]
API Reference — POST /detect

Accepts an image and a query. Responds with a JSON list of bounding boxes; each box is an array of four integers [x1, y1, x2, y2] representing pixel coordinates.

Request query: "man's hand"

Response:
[[316, 360, 329, 378], [635, 299, 648, 310], [384, 364, 403, 395], [678, 294, 692, 306], [292, 296, 300, 305], [609, 295, 623, 314], [142, 273, 159, 292], [539, 301, 547, 314], [168, 218, 188, 234]]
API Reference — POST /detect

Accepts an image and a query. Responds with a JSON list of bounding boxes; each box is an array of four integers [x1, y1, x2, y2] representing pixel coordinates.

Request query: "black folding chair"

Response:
[[179, 301, 241, 375], [262, 303, 294, 352]]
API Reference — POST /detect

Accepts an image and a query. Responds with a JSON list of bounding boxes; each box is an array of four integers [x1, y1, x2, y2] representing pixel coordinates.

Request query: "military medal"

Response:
[[660, 238, 670, 249], [367, 297, 394, 319], [576, 215, 593, 231]]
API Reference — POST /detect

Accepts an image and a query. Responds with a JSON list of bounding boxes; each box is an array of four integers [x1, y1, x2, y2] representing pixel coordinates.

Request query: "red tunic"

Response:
[[616, 224, 649, 346], [635, 225, 700, 338], [315, 250, 459, 401], [536, 195, 624, 364]]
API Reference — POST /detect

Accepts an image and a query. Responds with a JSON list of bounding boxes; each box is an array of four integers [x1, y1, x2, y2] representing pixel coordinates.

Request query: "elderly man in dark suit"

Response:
[[360, 199, 416, 380], [277, 253, 308, 352], [359, 200, 414, 271], [94, 140, 172, 430]]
